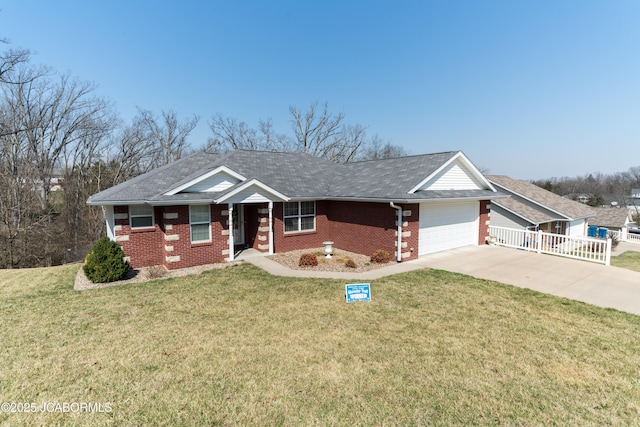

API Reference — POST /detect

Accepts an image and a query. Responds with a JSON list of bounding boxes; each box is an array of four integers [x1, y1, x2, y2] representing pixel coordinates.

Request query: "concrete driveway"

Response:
[[423, 244, 640, 316]]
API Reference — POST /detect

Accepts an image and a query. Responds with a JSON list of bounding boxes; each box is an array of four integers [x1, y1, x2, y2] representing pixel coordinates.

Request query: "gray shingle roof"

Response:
[[487, 175, 595, 220], [588, 207, 631, 229], [88, 149, 498, 205], [492, 198, 559, 224]]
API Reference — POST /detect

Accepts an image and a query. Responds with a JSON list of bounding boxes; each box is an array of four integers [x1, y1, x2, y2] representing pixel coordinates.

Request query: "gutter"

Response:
[[390, 202, 403, 263]]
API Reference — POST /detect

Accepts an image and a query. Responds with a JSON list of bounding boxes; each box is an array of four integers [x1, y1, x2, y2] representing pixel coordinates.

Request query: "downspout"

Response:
[[390, 202, 402, 262]]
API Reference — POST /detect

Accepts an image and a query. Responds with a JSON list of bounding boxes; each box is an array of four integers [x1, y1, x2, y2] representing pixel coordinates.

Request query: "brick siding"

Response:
[[115, 200, 487, 269], [478, 200, 491, 245]]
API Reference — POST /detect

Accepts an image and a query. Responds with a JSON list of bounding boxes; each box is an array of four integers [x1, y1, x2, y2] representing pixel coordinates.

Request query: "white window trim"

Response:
[[190, 205, 212, 243], [284, 201, 316, 234], [129, 205, 154, 229]]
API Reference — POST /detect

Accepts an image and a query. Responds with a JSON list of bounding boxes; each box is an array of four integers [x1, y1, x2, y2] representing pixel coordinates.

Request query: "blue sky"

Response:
[[1, 1, 638, 180]]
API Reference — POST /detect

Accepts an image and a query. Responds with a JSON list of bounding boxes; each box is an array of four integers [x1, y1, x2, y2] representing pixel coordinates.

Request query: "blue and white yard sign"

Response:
[[345, 283, 371, 303]]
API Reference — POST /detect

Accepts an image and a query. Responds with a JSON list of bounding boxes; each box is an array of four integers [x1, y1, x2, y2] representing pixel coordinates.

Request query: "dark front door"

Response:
[[244, 204, 260, 249]]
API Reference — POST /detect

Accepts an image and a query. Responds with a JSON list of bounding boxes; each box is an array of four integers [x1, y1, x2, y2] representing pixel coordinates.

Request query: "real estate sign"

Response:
[[345, 283, 371, 303]]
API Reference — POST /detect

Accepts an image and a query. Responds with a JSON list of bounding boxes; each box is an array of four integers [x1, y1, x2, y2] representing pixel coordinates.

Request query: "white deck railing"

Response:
[[627, 232, 640, 244], [488, 226, 612, 266]]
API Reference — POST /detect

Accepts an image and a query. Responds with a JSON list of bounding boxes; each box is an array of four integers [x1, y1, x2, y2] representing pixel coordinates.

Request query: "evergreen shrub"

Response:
[[83, 237, 130, 283]]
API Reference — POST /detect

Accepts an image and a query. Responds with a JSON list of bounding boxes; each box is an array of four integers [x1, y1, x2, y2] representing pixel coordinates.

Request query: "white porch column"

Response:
[[268, 201, 274, 255], [228, 203, 234, 261], [104, 206, 115, 241]]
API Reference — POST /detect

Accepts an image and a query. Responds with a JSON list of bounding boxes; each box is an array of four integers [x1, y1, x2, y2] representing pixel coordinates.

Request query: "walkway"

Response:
[[244, 244, 640, 316]]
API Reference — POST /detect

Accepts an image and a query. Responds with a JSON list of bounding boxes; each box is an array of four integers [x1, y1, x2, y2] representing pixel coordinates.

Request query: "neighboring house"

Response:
[[588, 207, 632, 231], [576, 194, 590, 204], [487, 175, 595, 237], [87, 150, 503, 270]]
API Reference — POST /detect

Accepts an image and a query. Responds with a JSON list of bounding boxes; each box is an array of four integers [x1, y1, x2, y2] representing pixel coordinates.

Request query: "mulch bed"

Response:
[[268, 247, 394, 273]]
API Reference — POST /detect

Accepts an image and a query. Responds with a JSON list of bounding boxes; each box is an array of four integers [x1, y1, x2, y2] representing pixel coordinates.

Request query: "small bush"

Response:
[[344, 258, 357, 269], [611, 235, 620, 248], [298, 253, 318, 267], [145, 265, 167, 279], [370, 249, 391, 264], [83, 237, 130, 283]]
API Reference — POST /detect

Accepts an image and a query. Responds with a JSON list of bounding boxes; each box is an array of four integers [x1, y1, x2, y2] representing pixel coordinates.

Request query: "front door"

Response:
[[232, 204, 244, 245]]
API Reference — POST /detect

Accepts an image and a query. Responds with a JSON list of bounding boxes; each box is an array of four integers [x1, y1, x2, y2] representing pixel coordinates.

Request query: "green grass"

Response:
[[612, 251, 640, 272], [1, 263, 640, 425]]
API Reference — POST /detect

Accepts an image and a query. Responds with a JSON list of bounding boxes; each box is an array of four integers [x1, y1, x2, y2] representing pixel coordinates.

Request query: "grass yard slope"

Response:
[[1, 263, 640, 426]]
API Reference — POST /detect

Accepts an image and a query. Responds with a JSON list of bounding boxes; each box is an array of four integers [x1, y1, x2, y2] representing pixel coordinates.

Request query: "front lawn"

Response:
[[1, 263, 640, 425], [611, 250, 640, 272]]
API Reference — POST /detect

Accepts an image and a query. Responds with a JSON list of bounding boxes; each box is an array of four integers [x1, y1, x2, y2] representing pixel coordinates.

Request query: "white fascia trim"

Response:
[[87, 199, 148, 206], [408, 151, 497, 194], [214, 179, 290, 203], [150, 198, 219, 206], [89, 199, 217, 207], [321, 195, 503, 204], [164, 166, 246, 196], [415, 196, 502, 204]]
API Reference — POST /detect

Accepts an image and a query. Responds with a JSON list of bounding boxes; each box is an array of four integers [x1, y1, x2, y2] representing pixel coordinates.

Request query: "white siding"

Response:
[[224, 188, 272, 204], [418, 161, 483, 191], [567, 219, 586, 237], [182, 172, 240, 193], [490, 205, 530, 230], [419, 202, 479, 255]]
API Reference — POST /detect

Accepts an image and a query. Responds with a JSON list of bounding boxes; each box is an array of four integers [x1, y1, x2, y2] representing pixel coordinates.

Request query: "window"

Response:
[[190, 205, 211, 242], [130, 205, 154, 228], [284, 201, 315, 233]]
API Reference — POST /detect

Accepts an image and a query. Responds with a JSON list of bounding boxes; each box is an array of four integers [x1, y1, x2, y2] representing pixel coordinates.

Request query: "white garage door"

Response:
[[419, 202, 479, 256]]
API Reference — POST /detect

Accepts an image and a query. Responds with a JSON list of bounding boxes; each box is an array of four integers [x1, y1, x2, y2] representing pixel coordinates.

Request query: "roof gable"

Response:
[[165, 166, 245, 195], [410, 155, 488, 192], [215, 179, 289, 204]]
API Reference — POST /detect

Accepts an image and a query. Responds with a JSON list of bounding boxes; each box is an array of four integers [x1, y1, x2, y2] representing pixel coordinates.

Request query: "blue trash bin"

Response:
[[588, 226, 597, 237], [597, 227, 608, 239]]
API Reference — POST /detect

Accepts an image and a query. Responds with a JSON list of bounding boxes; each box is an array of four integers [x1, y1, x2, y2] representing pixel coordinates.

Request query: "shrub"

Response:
[[145, 265, 167, 279], [344, 258, 357, 269], [298, 253, 318, 267], [370, 249, 391, 264], [611, 234, 620, 249], [83, 237, 130, 283]]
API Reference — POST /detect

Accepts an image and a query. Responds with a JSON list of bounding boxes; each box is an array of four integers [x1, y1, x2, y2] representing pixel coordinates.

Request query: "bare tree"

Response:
[[0, 61, 115, 267], [208, 101, 368, 162], [136, 108, 199, 168], [359, 134, 408, 160], [104, 116, 157, 186], [207, 114, 293, 153], [0, 33, 31, 85], [289, 101, 366, 162], [208, 114, 259, 151]]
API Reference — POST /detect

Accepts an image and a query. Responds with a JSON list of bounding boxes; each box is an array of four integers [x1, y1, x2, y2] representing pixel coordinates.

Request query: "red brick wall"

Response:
[[113, 206, 164, 269], [161, 205, 228, 269], [114, 205, 229, 270], [272, 200, 419, 261], [328, 201, 403, 260], [478, 200, 491, 245], [402, 205, 420, 261], [272, 201, 332, 253], [115, 200, 485, 269]]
